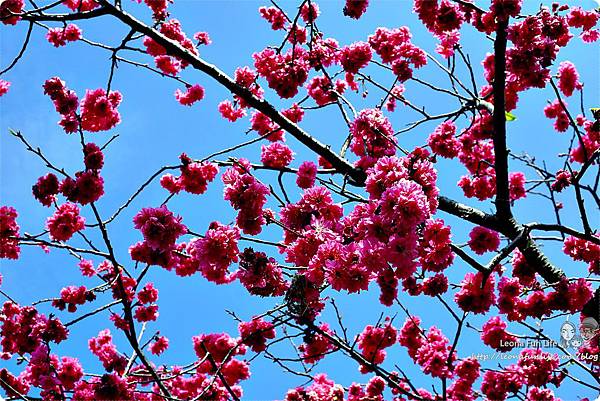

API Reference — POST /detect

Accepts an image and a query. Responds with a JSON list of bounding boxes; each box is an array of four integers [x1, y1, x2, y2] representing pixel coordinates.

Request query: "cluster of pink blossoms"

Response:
[[261, 142, 295, 168], [428, 120, 460, 159], [46, 202, 85, 242], [563, 235, 600, 274], [298, 323, 337, 363], [482, 349, 559, 400], [161, 153, 219, 195], [468, 226, 501, 255], [339, 41, 372, 74], [285, 373, 344, 401], [237, 247, 288, 297], [143, 19, 200, 75], [42, 77, 79, 133], [296, 160, 317, 189], [455, 272, 496, 314], [63, 0, 98, 12], [258, 6, 286, 30], [0, 301, 68, 357], [300, 2, 320, 23], [368, 26, 427, 81], [306, 74, 347, 106], [0, 79, 10, 97], [0, 206, 20, 259], [43, 77, 121, 133], [149, 335, 169, 355], [343, 0, 369, 20], [9, 344, 84, 400], [567, 6, 600, 42], [174, 84, 204, 106], [189, 221, 240, 284], [254, 46, 310, 98], [222, 160, 270, 235], [130, 205, 187, 271], [250, 111, 284, 141], [495, 274, 593, 321], [134, 282, 159, 323], [455, 116, 527, 201], [510, 248, 537, 286], [570, 115, 600, 164], [46, 24, 81, 47], [30, 138, 106, 210], [398, 317, 457, 380], [383, 84, 405, 112], [88, 329, 127, 374], [135, 0, 169, 20], [544, 99, 570, 132], [349, 108, 397, 169], [357, 320, 397, 373], [481, 316, 517, 352], [60, 170, 105, 206], [279, 152, 443, 306], [192, 332, 249, 393], [238, 317, 275, 353], [551, 169, 572, 192], [414, 0, 467, 58], [133, 205, 187, 250], [447, 358, 480, 401], [218, 66, 265, 122], [79, 88, 122, 132], [505, 7, 572, 91], [0, 0, 24, 25], [52, 285, 95, 312], [557, 61, 583, 97]]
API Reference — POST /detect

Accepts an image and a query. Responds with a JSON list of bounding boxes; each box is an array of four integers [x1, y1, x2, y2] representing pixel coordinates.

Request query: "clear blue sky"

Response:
[[1, 1, 599, 400]]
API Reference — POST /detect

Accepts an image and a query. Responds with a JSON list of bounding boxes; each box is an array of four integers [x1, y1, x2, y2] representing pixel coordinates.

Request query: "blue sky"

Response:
[[1, 0, 599, 400]]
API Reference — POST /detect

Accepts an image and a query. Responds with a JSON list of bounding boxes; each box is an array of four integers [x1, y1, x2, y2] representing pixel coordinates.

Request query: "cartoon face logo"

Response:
[[580, 317, 599, 343], [560, 321, 576, 342]]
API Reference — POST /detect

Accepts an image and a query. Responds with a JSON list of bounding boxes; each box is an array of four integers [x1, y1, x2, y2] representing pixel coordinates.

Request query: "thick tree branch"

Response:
[[492, 19, 512, 219], [18, 7, 110, 21]]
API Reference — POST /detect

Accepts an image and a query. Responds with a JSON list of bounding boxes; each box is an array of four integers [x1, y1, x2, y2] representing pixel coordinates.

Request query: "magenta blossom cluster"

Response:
[[46, 24, 81, 47]]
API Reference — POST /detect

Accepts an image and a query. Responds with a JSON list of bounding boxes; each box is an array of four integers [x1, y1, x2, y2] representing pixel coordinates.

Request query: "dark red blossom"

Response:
[[455, 272, 496, 314], [83, 143, 104, 170], [1, 302, 68, 355], [32, 173, 59, 207], [339, 42, 372, 74], [349, 108, 397, 169], [343, 0, 369, 19], [189, 221, 240, 284], [237, 248, 288, 297], [253, 47, 310, 98], [468, 226, 501, 255], [133, 205, 187, 250], [222, 163, 270, 235], [60, 170, 105, 205], [481, 316, 517, 352], [298, 323, 337, 363], [357, 321, 397, 373], [89, 329, 127, 374], [238, 317, 275, 353]]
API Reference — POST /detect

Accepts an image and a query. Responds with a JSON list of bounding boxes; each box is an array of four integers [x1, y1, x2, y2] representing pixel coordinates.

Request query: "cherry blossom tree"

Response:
[[0, 0, 599, 400]]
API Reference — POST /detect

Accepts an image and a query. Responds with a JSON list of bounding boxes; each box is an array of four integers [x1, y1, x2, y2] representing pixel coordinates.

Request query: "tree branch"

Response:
[[492, 19, 512, 219]]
